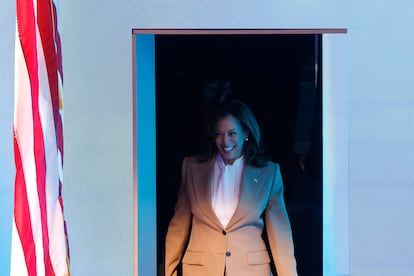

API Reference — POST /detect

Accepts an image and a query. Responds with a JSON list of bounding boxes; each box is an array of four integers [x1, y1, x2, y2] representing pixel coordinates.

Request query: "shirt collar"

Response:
[[216, 154, 244, 170]]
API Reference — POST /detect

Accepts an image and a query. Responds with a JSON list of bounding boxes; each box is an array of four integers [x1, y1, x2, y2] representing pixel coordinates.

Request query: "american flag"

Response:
[[11, 0, 70, 275]]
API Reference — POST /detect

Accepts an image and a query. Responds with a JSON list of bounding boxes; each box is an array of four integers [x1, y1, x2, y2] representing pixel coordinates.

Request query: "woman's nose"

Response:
[[223, 134, 230, 144]]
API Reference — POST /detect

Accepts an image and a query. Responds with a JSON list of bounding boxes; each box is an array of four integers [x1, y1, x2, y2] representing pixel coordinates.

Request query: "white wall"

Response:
[[59, 1, 135, 275], [347, 2, 414, 275], [0, 0, 413, 275]]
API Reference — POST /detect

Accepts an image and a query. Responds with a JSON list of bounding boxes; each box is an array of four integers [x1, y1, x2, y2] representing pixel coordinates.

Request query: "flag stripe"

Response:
[[37, 1, 61, 274], [52, 1, 64, 161], [15, 1, 41, 275], [20, 0, 54, 273], [13, 131, 37, 276], [38, 0, 60, 139], [37, 2, 67, 273]]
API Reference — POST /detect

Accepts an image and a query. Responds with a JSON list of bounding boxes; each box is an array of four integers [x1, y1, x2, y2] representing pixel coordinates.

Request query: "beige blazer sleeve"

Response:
[[265, 163, 297, 276], [164, 158, 193, 276]]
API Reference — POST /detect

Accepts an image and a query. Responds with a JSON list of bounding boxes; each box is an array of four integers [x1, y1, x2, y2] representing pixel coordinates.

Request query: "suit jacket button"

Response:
[[222, 230, 226, 235], [226, 251, 231, 257]]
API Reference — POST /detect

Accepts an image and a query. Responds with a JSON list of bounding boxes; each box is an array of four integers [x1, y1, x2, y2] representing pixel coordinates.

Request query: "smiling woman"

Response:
[[165, 99, 297, 276]]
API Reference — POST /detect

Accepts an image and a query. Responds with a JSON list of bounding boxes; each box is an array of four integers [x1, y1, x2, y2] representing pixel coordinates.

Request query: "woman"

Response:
[[165, 99, 297, 276]]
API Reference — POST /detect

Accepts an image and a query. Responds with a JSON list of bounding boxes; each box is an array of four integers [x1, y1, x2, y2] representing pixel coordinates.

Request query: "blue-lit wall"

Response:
[[1, 1, 413, 276]]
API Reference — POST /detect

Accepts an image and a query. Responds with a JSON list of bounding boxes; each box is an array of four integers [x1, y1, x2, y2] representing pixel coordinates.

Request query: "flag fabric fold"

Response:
[[12, 0, 70, 275]]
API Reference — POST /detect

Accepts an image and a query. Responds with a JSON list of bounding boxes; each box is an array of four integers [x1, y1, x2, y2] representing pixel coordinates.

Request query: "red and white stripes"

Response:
[[12, 0, 69, 275]]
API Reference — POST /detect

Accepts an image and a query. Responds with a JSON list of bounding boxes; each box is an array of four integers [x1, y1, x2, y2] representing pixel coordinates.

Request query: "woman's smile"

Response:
[[215, 115, 247, 164]]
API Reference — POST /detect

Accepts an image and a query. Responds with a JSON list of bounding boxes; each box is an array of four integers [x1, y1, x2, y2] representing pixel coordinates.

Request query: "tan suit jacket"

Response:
[[165, 156, 297, 276]]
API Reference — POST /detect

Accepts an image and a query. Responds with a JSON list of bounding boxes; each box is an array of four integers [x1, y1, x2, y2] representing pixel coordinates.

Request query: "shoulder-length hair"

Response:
[[197, 99, 269, 167]]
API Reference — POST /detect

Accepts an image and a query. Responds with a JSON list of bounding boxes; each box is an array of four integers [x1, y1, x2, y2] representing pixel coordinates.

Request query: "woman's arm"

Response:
[[165, 158, 192, 276], [265, 163, 298, 276]]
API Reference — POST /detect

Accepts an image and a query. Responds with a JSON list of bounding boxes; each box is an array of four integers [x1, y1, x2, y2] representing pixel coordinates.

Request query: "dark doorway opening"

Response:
[[155, 34, 322, 276]]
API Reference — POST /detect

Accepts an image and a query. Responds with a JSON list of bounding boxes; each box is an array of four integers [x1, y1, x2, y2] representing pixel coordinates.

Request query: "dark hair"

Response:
[[197, 99, 270, 167]]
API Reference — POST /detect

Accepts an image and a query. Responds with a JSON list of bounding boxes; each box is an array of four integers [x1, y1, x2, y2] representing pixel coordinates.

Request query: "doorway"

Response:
[[155, 33, 322, 276]]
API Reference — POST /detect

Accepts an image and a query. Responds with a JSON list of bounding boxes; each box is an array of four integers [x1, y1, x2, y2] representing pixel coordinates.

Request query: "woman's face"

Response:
[[214, 115, 247, 165]]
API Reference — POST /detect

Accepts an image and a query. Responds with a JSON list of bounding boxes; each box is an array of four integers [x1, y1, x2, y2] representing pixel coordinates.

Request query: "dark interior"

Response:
[[155, 34, 322, 276]]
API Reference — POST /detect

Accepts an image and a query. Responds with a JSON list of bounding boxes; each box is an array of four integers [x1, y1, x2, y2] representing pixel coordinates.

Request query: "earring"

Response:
[[244, 137, 249, 141]]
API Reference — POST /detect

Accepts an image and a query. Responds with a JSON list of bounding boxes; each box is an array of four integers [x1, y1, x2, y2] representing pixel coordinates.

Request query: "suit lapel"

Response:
[[192, 158, 223, 229], [227, 164, 263, 229], [192, 158, 265, 230]]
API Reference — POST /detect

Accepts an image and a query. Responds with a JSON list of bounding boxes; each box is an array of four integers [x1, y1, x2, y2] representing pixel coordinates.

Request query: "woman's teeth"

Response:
[[224, 146, 234, 152]]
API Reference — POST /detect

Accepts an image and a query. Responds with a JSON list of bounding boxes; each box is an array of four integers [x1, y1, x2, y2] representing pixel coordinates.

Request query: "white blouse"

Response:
[[211, 154, 244, 228]]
